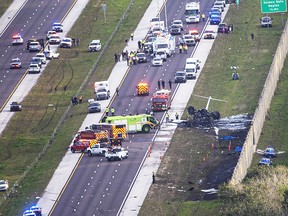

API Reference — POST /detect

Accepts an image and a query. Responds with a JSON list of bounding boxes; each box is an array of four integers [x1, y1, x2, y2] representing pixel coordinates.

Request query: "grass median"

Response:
[[0, 0, 152, 215], [139, 0, 287, 215]]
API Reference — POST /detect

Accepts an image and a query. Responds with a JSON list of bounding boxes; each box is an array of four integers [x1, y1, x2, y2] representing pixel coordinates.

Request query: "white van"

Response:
[[185, 58, 201, 70], [94, 81, 110, 100], [185, 64, 197, 79]]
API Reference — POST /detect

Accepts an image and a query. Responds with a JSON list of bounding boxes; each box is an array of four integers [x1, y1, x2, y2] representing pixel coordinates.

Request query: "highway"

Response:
[[50, 0, 215, 215], [0, 0, 76, 110]]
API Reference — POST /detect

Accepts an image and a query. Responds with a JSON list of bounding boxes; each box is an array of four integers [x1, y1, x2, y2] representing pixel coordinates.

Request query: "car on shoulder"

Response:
[[203, 29, 216, 39], [260, 16, 272, 28], [30, 57, 42, 68], [44, 51, 60, 60], [10, 58, 22, 69], [151, 26, 162, 36], [0, 180, 9, 191], [210, 14, 221, 25], [52, 22, 63, 32], [215, 0, 226, 7], [49, 34, 61, 44], [30, 206, 42, 216], [60, 37, 72, 48], [189, 29, 200, 42], [172, 19, 184, 30], [10, 102, 23, 111], [88, 39, 102, 52], [182, 34, 196, 46], [28, 64, 41, 74], [170, 24, 182, 35], [174, 71, 187, 83], [29, 41, 41, 52], [12, 34, 24, 45], [23, 210, 36, 216], [213, 2, 224, 12], [136, 52, 147, 63], [185, 57, 201, 70], [209, 7, 222, 17], [88, 101, 101, 113], [155, 50, 167, 62], [258, 157, 272, 166], [218, 23, 229, 33], [151, 57, 163, 66], [46, 30, 57, 39], [35, 53, 46, 64]]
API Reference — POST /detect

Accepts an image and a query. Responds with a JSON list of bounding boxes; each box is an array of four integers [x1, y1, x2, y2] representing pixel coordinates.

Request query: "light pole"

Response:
[[164, 0, 168, 32]]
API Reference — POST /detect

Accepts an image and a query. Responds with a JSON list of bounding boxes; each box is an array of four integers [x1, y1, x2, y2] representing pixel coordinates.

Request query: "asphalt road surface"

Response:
[[50, 0, 215, 215], [0, 0, 76, 109]]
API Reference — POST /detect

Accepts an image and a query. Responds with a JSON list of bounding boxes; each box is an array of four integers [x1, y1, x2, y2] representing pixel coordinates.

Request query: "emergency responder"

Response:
[[105, 107, 109, 116], [158, 80, 161, 89], [141, 39, 145, 48], [232, 71, 239, 80], [130, 32, 134, 41], [111, 107, 115, 116], [76, 38, 80, 46], [168, 79, 172, 89], [175, 113, 179, 120], [166, 113, 170, 123], [161, 79, 165, 89], [78, 95, 83, 103], [183, 43, 188, 54], [201, 13, 206, 22], [114, 53, 118, 63], [138, 40, 141, 49], [152, 172, 155, 183], [179, 44, 183, 53]]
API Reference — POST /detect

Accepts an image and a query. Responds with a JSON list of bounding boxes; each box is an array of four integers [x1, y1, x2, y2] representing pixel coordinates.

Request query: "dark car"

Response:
[[170, 24, 182, 35], [218, 23, 228, 33], [136, 53, 147, 63], [88, 101, 101, 113], [10, 102, 23, 112]]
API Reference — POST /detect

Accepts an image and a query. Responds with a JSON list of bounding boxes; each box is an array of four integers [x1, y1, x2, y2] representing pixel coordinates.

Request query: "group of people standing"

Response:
[[157, 79, 173, 90]]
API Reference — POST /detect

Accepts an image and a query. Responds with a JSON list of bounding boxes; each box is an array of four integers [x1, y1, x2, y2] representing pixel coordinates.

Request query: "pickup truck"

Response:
[[105, 147, 128, 161], [87, 143, 109, 156]]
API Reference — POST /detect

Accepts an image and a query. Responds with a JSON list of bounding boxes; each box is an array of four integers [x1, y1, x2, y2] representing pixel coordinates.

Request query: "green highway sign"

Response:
[[261, 0, 287, 13]]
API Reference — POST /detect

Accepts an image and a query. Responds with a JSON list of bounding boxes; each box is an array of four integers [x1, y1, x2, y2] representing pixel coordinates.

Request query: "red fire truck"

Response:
[[151, 89, 172, 111]]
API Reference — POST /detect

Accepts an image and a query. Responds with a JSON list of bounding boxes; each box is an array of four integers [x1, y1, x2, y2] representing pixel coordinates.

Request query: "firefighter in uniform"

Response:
[[179, 44, 183, 53], [105, 107, 109, 116], [201, 13, 206, 22], [111, 107, 115, 116]]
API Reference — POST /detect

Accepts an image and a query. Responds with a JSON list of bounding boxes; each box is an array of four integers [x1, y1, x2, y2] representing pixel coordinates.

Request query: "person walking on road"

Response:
[[179, 44, 183, 53], [158, 80, 161, 89], [111, 107, 115, 116], [161, 79, 165, 89], [168, 79, 172, 89], [105, 107, 109, 116], [175, 112, 179, 120]]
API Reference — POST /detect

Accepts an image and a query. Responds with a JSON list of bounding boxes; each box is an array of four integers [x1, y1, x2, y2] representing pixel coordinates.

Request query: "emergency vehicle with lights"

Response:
[[189, 29, 200, 42], [185, 2, 200, 23], [12, 34, 24, 45], [70, 130, 110, 153], [104, 114, 159, 133], [89, 123, 127, 145], [137, 82, 149, 96], [152, 89, 172, 111]]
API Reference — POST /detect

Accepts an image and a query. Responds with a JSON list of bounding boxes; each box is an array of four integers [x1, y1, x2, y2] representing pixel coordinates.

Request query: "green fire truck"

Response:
[[103, 114, 159, 133]]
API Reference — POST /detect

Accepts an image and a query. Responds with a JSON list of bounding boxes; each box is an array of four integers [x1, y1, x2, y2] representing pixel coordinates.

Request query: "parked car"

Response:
[[151, 57, 163, 66], [44, 51, 60, 60], [171, 19, 184, 30], [88, 39, 102, 52], [46, 30, 57, 39], [174, 71, 187, 83], [88, 101, 101, 113], [203, 29, 216, 39], [0, 180, 8, 191], [260, 16, 272, 28], [49, 34, 61, 44], [12, 34, 24, 45], [22, 210, 36, 216], [10, 102, 23, 111], [189, 29, 200, 42], [218, 23, 229, 33], [29, 41, 41, 52], [170, 24, 182, 35], [10, 58, 22, 69], [182, 34, 196, 46], [259, 157, 272, 166], [35, 53, 46, 64], [213, 2, 224, 12], [60, 37, 72, 48], [136, 52, 147, 63], [28, 64, 41, 74], [52, 22, 63, 32], [30, 57, 42, 68], [30, 206, 42, 216]]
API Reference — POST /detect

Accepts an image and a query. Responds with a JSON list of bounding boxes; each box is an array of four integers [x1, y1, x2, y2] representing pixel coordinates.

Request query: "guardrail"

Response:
[[230, 20, 288, 184]]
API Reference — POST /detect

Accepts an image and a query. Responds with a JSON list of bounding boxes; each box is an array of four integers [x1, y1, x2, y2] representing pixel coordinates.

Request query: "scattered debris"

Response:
[[201, 188, 219, 194], [256, 146, 285, 158]]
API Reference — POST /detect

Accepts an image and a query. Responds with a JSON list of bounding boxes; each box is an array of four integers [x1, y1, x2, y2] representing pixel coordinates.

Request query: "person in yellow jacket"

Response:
[[179, 44, 183, 53], [201, 13, 205, 22], [183, 43, 188, 54], [111, 107, 115, 116], [105, 107, 109, 116]]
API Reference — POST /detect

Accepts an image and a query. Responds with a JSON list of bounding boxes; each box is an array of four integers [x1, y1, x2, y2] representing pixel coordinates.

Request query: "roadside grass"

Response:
[[139, 0, 287, 215], [0, 0, 12, 18], [0, 0, 152, 215]]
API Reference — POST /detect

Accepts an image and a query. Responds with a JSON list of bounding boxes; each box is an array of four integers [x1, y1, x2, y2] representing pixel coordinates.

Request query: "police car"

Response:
[[12, 34, 24, 45]]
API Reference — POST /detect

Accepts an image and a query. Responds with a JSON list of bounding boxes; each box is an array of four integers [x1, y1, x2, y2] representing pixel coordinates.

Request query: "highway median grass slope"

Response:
[[139, 0, 288, 215], [0, 0, 152, 215]]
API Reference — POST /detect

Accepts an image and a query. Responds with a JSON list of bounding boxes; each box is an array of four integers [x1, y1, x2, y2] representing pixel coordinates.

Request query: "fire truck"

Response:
[[89, 123, 127, 145], [70, 130, 110, 153], [151, 89, 172, 111], [137, 82, 149, 96]]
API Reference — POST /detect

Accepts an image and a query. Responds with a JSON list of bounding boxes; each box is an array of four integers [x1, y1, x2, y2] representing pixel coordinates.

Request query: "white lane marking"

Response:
[[87, 182, 90, 186], [91, 176, 93, 179], [99, 201, 102, 204], [109, 182, 111, 184], [112, 176, 115, 178], [94, 171, 97, 173], [97, 164, 99, 167], [81, 195, 83, 198], [115, 170, 117, 172], [106, 188, 109, 191]]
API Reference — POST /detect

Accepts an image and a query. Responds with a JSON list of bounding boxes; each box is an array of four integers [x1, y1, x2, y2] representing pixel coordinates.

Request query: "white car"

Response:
[[151, 57, 163, 66], [44, 51, 60, 60], [12, 34, 24, 45], [22, 210, 36, 216], [49, 34, 61, 44], [0, 180, 9, 191], [215, 0, 226, 7], [213, 2, 224, 12], [35, 53, 47, 64], [182, 34, 196, 46], [29, 41, 41, 52], [172, 19, 184, 30], [185, 57, 201, 70], [46, 30, 57, 39], [52, 22, 63, 32], [88, 39, 101, 52], [203, 30, 216, 39], [28, 64, 41, 74], [60, 37, 72, 48]]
